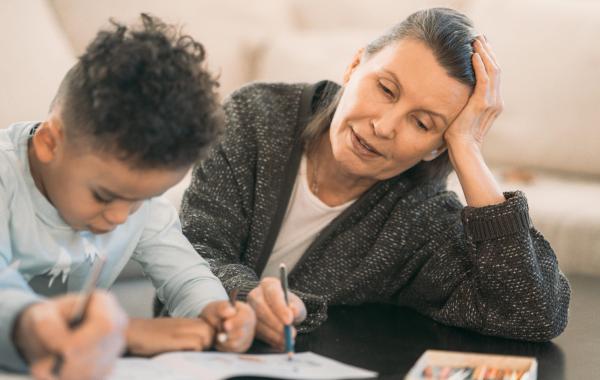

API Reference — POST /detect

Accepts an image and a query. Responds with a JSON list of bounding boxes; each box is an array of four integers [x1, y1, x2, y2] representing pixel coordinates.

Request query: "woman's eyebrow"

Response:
[[381, 68, 449, 127]]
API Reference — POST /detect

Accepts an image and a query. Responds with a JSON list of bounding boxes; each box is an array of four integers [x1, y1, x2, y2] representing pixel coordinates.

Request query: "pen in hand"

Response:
[[52, 255, 106, 376], [217, 288, 239, 344], [279, 263, 294, 361]]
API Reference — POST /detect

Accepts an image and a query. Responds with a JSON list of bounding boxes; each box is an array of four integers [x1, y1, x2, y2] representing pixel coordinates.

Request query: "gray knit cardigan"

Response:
[[179, 81, 570, 342]]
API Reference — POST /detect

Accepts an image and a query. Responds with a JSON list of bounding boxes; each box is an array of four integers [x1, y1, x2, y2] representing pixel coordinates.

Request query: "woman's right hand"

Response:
[[247, 277, 307, 350]]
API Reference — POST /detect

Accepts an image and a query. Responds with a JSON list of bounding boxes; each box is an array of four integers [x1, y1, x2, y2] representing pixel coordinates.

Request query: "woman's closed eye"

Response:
[[377, 81, 396, 99]]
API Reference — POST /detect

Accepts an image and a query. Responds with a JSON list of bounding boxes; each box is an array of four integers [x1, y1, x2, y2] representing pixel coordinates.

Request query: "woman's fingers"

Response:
[[471, 52, 490, 102], [248, 278, 304, 349], [475, 35, 499, 68], [248, 286, 285, 333], [289, 294, 307, 324], [262, 280, 294, 325], [473, 38, 503, 113], [256, 319, 297, 350]]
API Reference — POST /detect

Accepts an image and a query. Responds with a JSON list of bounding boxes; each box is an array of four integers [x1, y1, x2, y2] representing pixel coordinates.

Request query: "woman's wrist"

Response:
[[446, 138, 505, 208], [446, 135, 482, 161]]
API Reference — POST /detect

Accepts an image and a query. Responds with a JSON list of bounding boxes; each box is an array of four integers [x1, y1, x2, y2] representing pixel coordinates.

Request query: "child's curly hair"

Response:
[[53, 13, 222, 169]]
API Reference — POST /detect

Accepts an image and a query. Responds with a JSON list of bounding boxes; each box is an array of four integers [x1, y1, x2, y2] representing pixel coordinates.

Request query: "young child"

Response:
[[0, 14, 256, 379]]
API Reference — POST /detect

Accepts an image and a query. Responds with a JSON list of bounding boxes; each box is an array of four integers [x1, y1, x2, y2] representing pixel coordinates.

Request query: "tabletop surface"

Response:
[[0, 275, 597, 379], [249, 274, 600, 379]]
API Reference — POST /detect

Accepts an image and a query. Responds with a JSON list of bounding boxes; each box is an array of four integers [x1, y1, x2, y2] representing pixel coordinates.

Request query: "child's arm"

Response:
[[125, 301, 256, 356], [130, 197, 255, 353], [133, 197, 228, 318], [1, 191, 128, 374], [0, 264, 44, 371], [125, 317, 214, 356], [0, 192, 43, 371]]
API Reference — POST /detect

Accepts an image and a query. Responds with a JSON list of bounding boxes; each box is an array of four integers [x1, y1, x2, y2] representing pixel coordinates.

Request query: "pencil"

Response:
[[52, 255, 106, 376], [279, 263, 294, 361], [217, 288, 239, 343]]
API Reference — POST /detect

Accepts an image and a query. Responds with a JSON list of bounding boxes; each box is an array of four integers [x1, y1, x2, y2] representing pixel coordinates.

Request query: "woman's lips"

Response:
[[350, 127, 383, 158]]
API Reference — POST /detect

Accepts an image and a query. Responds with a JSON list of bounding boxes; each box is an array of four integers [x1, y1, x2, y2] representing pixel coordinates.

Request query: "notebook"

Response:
[[108, 351, 377, 380]]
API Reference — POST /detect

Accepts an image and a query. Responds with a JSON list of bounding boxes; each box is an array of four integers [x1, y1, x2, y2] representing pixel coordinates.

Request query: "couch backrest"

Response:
[[465, 0, 600, 177], [0, 0, 74, 129], [49, 0, 292, 98], [257, 0, 600, 178]]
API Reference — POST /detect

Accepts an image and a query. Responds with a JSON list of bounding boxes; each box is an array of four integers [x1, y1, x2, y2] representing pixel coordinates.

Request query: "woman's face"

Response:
[[329, 38, 471, 181]]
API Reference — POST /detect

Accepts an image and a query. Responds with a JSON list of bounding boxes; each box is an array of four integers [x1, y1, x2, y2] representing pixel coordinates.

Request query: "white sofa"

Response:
[[2, 0, 599, 317]]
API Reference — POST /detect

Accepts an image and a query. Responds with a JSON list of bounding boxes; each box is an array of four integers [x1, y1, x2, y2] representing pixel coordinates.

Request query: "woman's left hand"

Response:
[[444, 35, 503, 149]]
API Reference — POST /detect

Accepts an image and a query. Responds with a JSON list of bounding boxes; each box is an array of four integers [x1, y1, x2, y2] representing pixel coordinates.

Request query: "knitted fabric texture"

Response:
[[180, 81, 570, 341]]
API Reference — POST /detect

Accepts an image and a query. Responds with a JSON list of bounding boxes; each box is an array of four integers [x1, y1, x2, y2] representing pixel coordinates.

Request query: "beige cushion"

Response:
[[447, 170, 600, 276], [288, 0, 469, 31], [466, 0, 600, 176], [49, 0, 292, 97], [254, 30, 381, 84], [0, 0, 74, 128]]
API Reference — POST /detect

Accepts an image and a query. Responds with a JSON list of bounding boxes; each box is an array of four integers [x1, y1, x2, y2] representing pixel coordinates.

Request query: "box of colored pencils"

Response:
[[405, 350, 537, 380]]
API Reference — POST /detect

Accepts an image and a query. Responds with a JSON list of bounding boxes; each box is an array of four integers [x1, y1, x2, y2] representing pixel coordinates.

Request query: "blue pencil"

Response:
[[279, 263, 294, 361]]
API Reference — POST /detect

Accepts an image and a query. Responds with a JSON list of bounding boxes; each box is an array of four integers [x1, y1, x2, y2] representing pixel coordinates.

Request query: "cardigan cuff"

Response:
[[461, 191, 532, 243], [295, 291, 328, 333], [234, 280, 260, 302]]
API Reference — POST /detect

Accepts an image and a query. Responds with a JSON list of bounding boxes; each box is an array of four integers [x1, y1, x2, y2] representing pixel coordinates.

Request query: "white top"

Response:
[[261, 155, 355, 278], [0, 122, 227, 371]]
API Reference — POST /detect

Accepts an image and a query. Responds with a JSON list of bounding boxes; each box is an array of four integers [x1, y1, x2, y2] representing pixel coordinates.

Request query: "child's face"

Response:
[[31, 118, 189, 234]]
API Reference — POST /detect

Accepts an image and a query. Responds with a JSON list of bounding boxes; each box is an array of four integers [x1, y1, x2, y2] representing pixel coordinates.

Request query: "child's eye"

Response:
[[414, 117, 429, 131], [93, 192, 112, 204], [377, 81, 395, 99]]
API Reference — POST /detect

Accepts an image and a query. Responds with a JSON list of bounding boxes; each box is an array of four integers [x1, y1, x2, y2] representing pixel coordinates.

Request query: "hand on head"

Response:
[[247, 277, 307, 350], [14, 290, 127, 380], [444, 35, 504, 149]]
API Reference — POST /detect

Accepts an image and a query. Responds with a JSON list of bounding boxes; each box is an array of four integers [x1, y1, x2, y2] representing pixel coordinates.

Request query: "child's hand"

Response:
[[126, 317, 215, 356], [13, 290, 128, 380], [200, 300, 256, 353]]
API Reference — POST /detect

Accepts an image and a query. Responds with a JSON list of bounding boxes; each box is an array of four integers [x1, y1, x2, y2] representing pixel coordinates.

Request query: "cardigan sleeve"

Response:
[[179, 135, 260, 298], [390, 191, 570, 342]]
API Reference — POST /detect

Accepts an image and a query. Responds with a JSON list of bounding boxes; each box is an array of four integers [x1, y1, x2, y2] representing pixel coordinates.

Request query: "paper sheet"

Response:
[[109, 351, 377, 380]]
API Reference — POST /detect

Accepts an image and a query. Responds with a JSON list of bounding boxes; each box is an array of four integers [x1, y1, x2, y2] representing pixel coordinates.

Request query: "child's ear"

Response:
[[343, 48, 365, 84], [32, 117, 65, 164], [422, 143, 448, 162]]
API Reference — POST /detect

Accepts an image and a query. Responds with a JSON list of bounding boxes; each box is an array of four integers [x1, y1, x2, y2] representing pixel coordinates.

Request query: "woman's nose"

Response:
[[371, 118, 396, 139]]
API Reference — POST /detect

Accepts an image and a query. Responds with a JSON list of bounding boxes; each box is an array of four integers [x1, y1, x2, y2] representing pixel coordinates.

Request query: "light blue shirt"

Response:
[[0, 122, 227, 371]]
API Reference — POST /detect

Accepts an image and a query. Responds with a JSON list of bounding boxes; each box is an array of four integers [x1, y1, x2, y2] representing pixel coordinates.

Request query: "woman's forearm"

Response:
[[447, 139, 505, 207]]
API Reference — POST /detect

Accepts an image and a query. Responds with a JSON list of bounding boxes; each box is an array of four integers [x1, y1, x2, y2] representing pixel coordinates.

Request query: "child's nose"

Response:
[[103, 202, 133, 225]]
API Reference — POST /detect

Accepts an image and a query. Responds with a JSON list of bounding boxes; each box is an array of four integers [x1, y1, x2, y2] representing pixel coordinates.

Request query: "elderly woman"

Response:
[[178, 8, 570, 348]]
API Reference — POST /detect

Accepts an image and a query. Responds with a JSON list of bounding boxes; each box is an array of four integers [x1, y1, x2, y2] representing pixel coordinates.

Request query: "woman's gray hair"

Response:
[[303, 7, 478, 184]]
